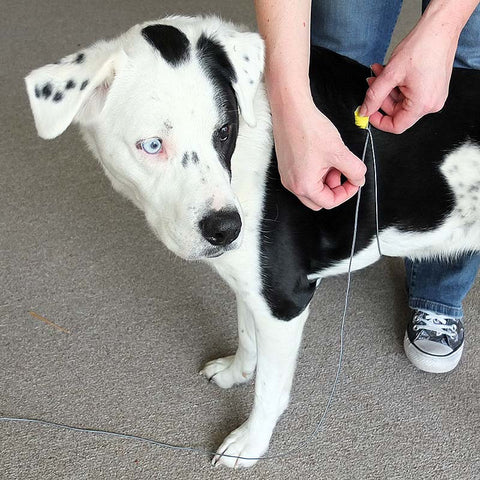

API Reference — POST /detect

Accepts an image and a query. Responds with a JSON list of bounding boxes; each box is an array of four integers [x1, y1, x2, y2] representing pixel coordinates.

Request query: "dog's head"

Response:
[[25, 16, 264, 260]]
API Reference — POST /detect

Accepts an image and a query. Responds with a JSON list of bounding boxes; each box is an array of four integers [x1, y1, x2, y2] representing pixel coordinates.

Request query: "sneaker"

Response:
[[404, 310, 464, 373]]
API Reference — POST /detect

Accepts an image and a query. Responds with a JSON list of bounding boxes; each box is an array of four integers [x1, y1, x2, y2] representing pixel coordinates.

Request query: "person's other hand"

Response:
[[359, 16, 457, 133]]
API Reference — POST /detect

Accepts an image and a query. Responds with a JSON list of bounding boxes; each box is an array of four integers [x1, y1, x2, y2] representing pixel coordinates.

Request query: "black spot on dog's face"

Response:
[[34, 85, 41, 98], [42, 83, 53, 99], [142, 24, 191, 67], [80, 80, 89, 90], [182, 152, 189, 168], [53, 91, 63, 102], [182, 151, 201, 168], [66, 80, 76, 89], [196, 35, 239, 175]]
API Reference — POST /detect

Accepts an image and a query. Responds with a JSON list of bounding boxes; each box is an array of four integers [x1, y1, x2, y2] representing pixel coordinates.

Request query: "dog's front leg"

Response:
[[212, 307, 309, 468], [201, 295, 257, 388]]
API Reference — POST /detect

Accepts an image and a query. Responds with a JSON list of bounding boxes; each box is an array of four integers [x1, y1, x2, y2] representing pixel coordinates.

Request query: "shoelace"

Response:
[[413, 312, 458, 339]]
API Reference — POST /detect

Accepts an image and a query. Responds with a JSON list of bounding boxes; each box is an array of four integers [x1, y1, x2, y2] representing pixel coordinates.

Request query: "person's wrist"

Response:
[[266, 79, 328, 127], [266, 72, 311, 107], [418, 1, 466, 39]]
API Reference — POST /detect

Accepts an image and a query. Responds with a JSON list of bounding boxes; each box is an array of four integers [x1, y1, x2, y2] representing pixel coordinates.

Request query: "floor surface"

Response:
[[1, 1, 478, 479]]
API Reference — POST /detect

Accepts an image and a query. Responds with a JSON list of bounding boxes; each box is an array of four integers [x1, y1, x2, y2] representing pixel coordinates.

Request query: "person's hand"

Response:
[[359, 13, 458, 133], [272, 96, 366, 210]]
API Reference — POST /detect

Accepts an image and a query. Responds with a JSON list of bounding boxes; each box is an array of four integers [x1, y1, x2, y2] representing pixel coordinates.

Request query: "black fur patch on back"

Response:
[[142, 24, 190, 67], [260, 46, 480, 321]]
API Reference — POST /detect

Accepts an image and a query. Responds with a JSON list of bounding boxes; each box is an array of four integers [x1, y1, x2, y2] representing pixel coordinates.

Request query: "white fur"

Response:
[[25, 16, 480, 468]]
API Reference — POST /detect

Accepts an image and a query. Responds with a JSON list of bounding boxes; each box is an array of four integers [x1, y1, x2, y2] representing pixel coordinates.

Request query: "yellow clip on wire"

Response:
[[354, 107, 369, 129]]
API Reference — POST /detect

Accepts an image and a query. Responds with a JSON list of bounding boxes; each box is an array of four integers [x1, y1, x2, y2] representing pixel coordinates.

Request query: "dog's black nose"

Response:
[[199, 209, 242, 247]]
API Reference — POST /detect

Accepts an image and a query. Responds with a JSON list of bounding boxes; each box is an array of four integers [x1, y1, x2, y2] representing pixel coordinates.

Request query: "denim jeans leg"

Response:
[[405, 255, 480, 318], [311, 0, 404, 66], [405, 1, 480, 318]]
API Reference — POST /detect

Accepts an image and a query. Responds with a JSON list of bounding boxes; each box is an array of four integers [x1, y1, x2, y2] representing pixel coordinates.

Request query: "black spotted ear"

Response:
[[25, 40, 123, 139], [219, 31, 265, 128]]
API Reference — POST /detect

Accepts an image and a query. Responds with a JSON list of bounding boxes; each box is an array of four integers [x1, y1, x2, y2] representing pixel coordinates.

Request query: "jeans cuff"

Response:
[[409, 297, 463, 319]]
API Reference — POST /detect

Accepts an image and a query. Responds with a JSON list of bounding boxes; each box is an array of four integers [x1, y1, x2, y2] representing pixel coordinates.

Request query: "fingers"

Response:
[[287, 142, 366, 210], [361, 63, 423, 133], [331, 149, 367, 188], [363, 65, 420, 134], [291, 149, 365, 210], [297, 183, 359, 210], [359, 63, 399, 117], [297, 193, 323, 211], [370, 62, 384, 77], [363, 62, 448, 134], [366, 77, 401, 115], [369, 104, 422, 133], [295, 170, 361, 211]]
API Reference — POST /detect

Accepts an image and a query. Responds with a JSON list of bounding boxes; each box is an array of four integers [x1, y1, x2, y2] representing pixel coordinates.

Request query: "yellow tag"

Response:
[[354, 107, 369, 129]]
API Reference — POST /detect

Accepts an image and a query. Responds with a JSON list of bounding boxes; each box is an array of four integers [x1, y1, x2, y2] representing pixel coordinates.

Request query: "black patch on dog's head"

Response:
[[75, 53, 85, 64], [142, 24, 191, 67], [196, 34, 239, 174], [196, 35, 236, 86]]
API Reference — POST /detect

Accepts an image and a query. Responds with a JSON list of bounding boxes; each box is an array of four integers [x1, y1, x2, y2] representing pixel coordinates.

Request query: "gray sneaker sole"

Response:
[[404, 332, 464, 373]]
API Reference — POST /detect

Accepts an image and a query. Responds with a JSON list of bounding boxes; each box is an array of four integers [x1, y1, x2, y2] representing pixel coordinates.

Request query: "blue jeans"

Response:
[[311, 0, 480, 318]]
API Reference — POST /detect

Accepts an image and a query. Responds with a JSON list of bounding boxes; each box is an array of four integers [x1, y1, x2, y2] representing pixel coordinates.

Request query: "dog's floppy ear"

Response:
[[219, 31, 264, 128], [25, 40, 123, 139]]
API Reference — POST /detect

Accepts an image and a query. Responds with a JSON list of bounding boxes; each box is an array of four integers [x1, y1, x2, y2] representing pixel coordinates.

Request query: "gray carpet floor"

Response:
[[1, 1, 479, 479]]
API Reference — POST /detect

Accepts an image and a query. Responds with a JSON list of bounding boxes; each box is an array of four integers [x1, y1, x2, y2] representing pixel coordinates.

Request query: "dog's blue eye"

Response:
[[138, 137, 163, 154]]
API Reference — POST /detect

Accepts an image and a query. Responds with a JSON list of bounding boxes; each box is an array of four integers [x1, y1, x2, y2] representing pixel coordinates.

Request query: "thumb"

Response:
[[360, 63, 398, 117]]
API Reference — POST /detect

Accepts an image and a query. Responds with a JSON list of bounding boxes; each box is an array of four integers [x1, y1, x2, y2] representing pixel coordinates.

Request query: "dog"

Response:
[[25, 15, 480, 468]]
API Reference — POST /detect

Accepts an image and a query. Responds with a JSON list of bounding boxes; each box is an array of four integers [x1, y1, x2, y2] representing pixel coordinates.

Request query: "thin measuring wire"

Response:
[[368, 126, 382, 256], [0, 130, 376, 463]]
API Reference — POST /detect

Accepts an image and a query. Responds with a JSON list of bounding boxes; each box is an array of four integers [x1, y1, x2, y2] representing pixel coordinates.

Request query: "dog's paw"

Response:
[[212, 422, 269, 469], [200, 355, 253, 389]]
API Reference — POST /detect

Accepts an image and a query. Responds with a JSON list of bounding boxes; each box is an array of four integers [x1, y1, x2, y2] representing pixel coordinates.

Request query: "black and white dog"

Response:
[[25, 16, 480, 468]]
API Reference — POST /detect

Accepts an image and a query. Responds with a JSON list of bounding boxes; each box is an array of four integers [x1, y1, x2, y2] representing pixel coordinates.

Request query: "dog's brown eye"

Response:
[[218, 124, 230, 142]]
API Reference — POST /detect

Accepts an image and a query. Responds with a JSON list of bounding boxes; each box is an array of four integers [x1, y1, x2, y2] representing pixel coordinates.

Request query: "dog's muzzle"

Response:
[[199, 209, 242, 248]]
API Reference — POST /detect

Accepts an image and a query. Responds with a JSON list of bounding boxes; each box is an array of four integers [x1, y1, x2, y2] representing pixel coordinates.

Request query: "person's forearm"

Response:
[[254, 0, 367, 209], [413, 0, 480, 62], [254, 0, 312, 109], [421, 0, 480, 37]]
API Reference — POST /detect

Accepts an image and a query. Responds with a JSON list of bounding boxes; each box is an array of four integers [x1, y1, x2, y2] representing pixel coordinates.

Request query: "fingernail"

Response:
[[358, 105, 367, 117]]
